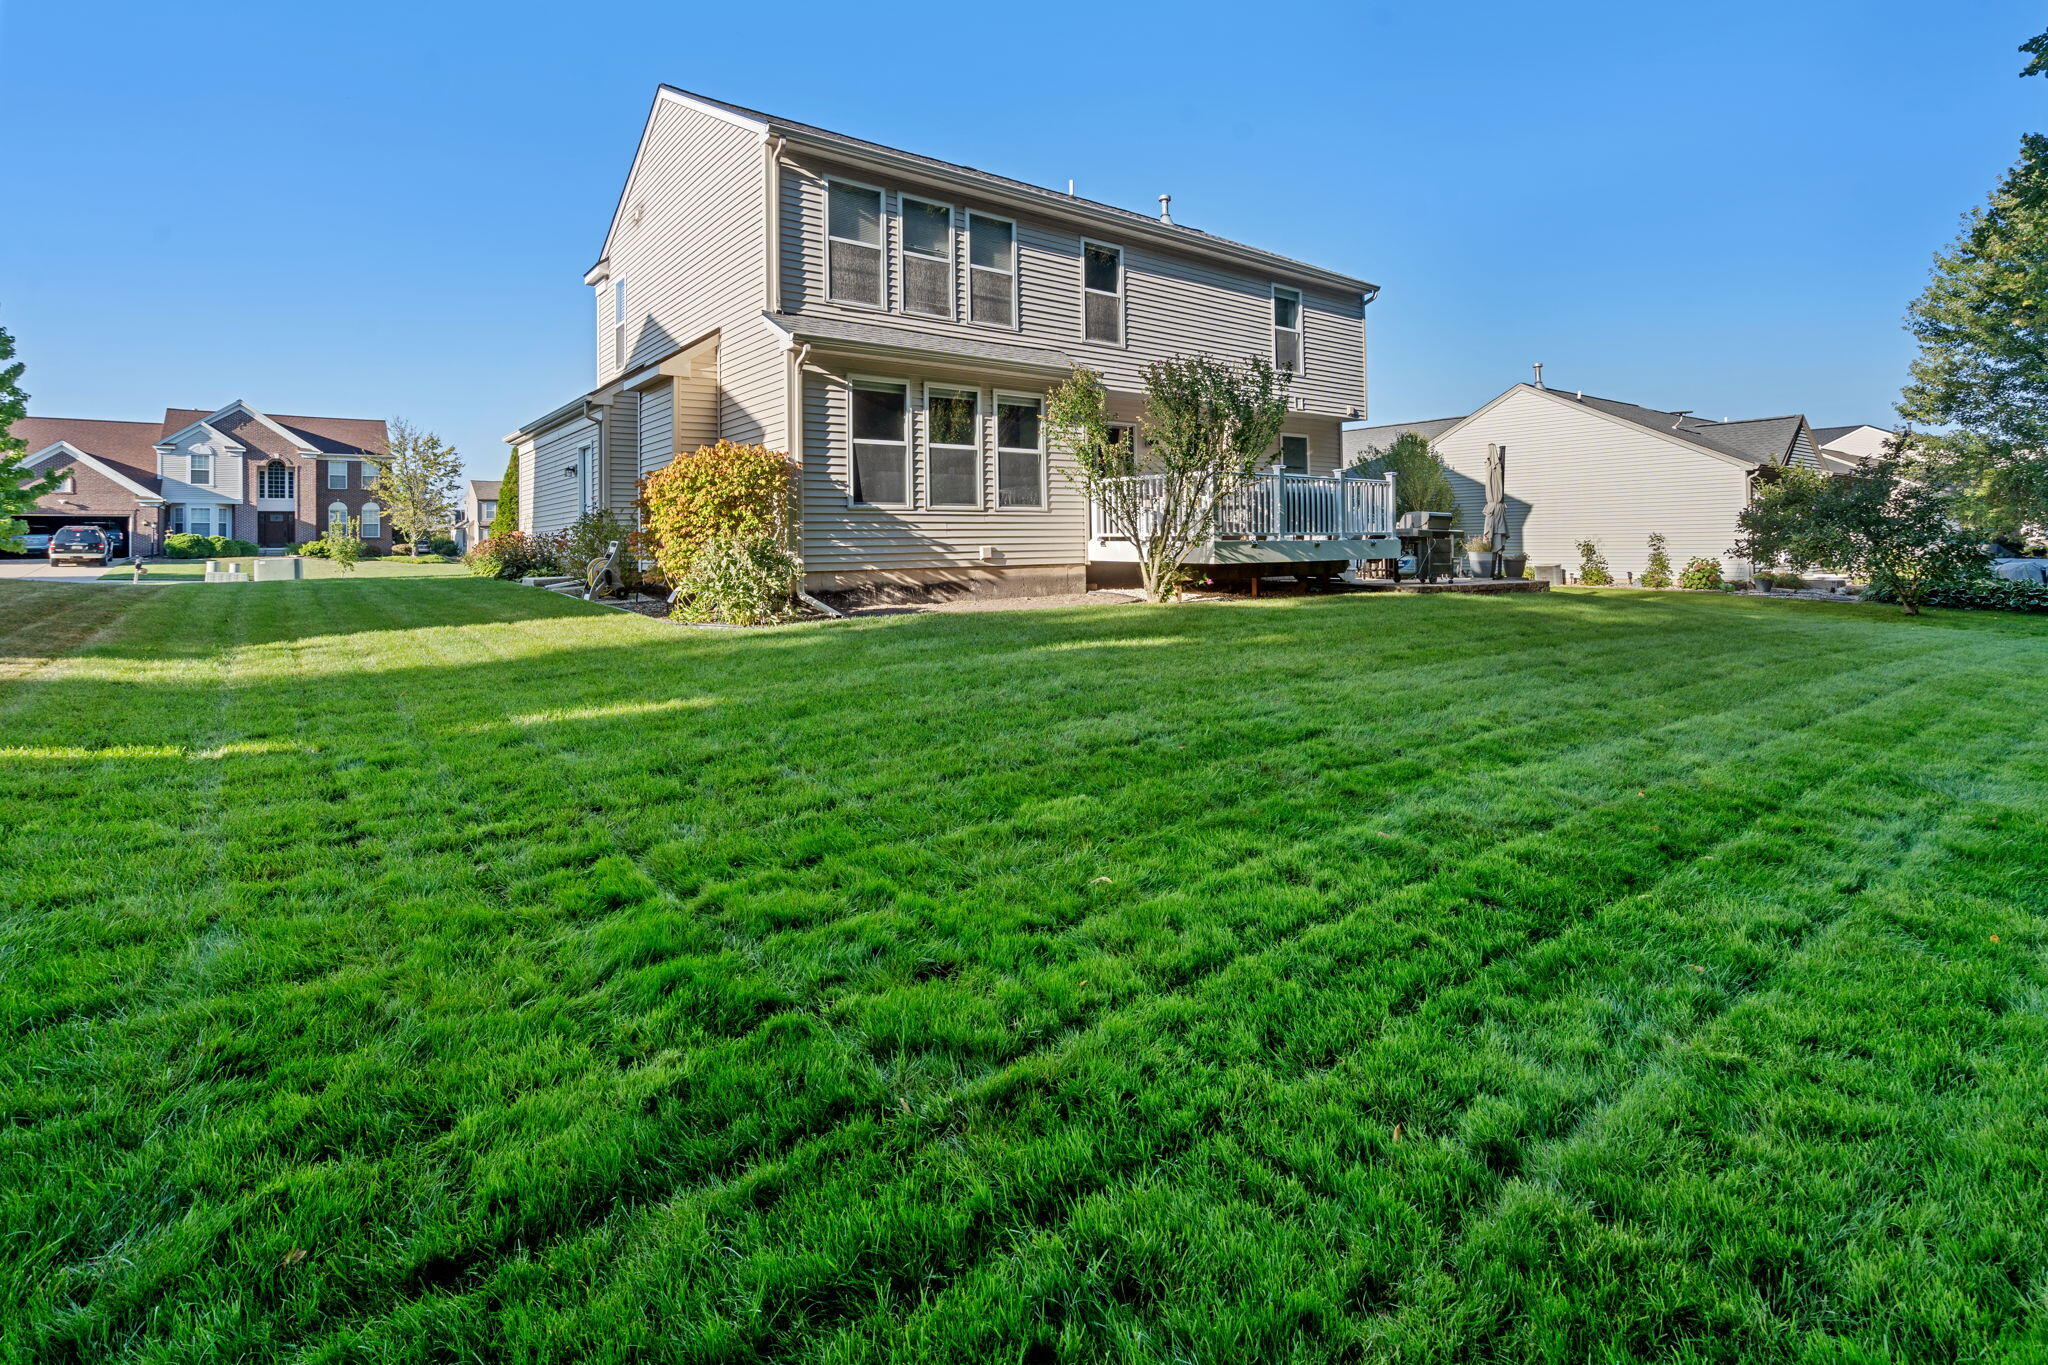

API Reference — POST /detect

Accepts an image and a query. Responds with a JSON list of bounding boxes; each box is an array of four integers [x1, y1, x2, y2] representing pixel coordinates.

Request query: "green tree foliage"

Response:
[[322, 514, 365, 574], [1897, 31, 2048, 531], [1575, 539, 1613, 586], [1640, 532, 1674, 589], [1734, 457, 1983, 615], [491, 449, 520, 538], [1048, 355, 1289, 602], [0, 323, 60, 553], [1349, 430, 1458, 518], [367, 418, 462, 555], [638, 441, 796, 586]]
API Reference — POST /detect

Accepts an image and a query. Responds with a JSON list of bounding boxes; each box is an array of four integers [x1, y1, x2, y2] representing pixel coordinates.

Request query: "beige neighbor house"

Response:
[[1811, 424, 1896, 474], [506, 86, 1390, 599], [1344, 379, 1834, 582], [452, 480, 500, 551]]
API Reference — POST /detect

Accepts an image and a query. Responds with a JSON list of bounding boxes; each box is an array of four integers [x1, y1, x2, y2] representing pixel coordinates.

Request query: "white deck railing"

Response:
[[1091, 472, 1397, 541]]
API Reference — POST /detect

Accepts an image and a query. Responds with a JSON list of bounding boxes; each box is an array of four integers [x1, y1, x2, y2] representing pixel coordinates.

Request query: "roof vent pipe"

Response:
[[1532, 362, 1545, 389], [1158, 194, 1173, 224]]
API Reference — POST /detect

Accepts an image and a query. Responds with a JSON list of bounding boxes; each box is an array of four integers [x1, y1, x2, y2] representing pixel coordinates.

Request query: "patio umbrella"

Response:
[[1483, 443, 1509, 565]]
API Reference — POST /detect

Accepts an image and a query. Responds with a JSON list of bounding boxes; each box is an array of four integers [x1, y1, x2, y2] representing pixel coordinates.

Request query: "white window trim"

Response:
[[188, 451, 214, 486], [1277, 433, 1311, 475], [326, 460, 350, 490], [923, 383, 982, 510], [1272, 284, 1305, 376], [360, 501, 382, 537], [577, 443, 594, 514], [897, 195, 956, 320], [259, 461, 295, 500], [1079, 239, 1126, 347], [993, 390, 1047, 511], [967, 211, 1020, 331], [825, 177, 890, 311], [613, 278, 628, 370], [847, 375, 911, 508]]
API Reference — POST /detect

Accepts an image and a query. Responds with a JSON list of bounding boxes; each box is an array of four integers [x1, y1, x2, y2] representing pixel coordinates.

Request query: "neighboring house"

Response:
[[1344, 379, 1830, 581], [453, 479, 500, 551], [507, 86, 1378, 598], [1811, 423, 1896, 474], [12, 402, 389, 555]]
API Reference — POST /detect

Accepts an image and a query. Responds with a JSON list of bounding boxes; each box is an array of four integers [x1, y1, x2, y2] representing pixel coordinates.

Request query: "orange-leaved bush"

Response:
[[638, 441, 797, 582]]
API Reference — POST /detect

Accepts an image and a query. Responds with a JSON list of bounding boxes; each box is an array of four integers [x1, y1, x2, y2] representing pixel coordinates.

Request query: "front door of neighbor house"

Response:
[[258, 511, 294, 547]]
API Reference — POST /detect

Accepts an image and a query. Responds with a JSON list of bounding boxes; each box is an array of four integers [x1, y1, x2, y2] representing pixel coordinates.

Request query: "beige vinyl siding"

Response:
[[1788, 427, 1821, 470], [514, 442, 536, 533], [800, 365, 1087, 573], [636, 383, 676, 478], [778, 154, 1365, 419], [605, 392, 640, 509], [529, 416, 597, 536], [1432, 387, 1753, 580]]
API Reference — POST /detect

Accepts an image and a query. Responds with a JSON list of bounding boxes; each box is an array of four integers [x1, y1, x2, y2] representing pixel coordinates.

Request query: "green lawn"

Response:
[[103, 556, 470, 581], [4, 580, 2046, 1363]]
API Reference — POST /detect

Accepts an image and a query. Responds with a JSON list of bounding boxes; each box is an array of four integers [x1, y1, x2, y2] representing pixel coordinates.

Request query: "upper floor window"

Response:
[[828, 181, 886, 308], [55, 469, 75, 494], [188, 451, 213, 486], [327, 460, 350, 489], [995, 394, 1043, 508], [1273, 286, 1303, 375], [850, 380, 909, 506], [1082, 242, 1123, 344], [480, 501, 496, 524], [926, 386, 979, 509], [1278, 434, 1309, 474], [968, 214, 1016, 327], [259, 461, 294, 499], [613, 278, 629, 369], [899, 196, 954, 319]]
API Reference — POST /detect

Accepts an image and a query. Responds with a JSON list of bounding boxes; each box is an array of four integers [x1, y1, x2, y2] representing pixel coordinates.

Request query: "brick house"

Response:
[[14, 401, 389, 555]]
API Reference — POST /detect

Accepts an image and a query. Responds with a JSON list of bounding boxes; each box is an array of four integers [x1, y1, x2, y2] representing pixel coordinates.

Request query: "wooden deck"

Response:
[[1350, 577, 1551, 595]]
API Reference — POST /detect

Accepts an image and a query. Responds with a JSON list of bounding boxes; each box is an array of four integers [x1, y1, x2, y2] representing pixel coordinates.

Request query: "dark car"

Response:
[[48, 525, 113, 566]]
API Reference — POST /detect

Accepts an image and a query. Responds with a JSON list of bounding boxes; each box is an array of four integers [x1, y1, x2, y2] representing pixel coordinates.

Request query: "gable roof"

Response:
[[160, 406, 386, 457], [607, 87, 1374, 296], [11, 417, 164, 489], [469, 480, 501, 498], [1343, 416, 1466, 458], [25, 439, 165, 501]]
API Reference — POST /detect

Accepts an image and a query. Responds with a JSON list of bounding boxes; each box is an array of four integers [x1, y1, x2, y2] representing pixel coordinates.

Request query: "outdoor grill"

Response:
[[1394, 510, 1462, 583]]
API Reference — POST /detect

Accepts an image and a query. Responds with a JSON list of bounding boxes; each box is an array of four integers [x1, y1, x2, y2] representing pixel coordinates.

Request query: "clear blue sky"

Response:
[[3, 0, 2042, 479]]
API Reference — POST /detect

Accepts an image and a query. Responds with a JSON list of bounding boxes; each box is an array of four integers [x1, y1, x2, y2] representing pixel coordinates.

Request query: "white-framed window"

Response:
[[899, 196, 955, 318], [968, 213, 1017, 327], [327, 501, 348, 531], [188, 450, 213, 485], [577, 443, 594, 513], [360, 502, 381, 537], [827, 180, 886, 308], [849, 380, 910, 506], [613, 278, 628, 369], [925, 385, 980, 509], [1081, 241, 1123, 344], [995, 393, 1044, 508], [55, 470, 75, 493], [326, 460, 349, 489], [1273, 285, 1304, 375], [185, 505, 216, 537], [1278, 434, 1309, 474], [167, 505, 185, 534], [259, 461, 293, 499]]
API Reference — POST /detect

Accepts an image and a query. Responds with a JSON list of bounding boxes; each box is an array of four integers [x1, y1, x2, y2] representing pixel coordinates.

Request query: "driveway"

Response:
[[0, 560, 119, 582]]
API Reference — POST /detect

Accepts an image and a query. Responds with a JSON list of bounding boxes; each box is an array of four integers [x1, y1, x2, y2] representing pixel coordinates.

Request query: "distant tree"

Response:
[[1575, 539, 1613, 586], [1897, 28, 2048, 532], [491, 449, 520, 538], [1047, 355, 1289, 602], [322, 513, 365, 574], [1349, 430, 1458, 517], [367, 419, 462, 556], [1734, 452, 1982, 615], [0, 323, 60, 553], [1640, 532, 1674, 589]]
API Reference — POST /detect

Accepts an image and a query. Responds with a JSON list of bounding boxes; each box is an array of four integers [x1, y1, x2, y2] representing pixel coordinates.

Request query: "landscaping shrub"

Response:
[[1678, 556, 1725, 591], [1575, 539, 1613, 586], [464, 531, 568, 581], [1640, 532, 1673, 589], [423, 537, 459, 557], [161, 533, 214, 559], [563, 510, 639, 585], [298, 539, 331, 558], [672, 533, 800, 625], [1863, 572, 2048, 613], [215, 537, 258, 557], [640, 441, 796, 584]]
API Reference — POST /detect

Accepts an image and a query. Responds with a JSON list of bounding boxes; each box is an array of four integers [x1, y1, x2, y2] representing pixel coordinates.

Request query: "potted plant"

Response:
[[1497, 546, 1527, 580], [1465, 536, 1497, 579]]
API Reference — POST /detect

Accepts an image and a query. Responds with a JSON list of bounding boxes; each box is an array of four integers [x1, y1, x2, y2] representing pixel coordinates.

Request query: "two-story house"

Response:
[[506, 87, 1383, 599], [14, 401, 390, 555], [453, 479, 500, 551]]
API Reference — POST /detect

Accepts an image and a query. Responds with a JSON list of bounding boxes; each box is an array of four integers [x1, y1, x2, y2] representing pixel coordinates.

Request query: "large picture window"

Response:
[[968, 214, 1016, 327], [850, 380, 909, 506], [926, 386, 980, 509], [259, 460, 293, 499], [995, 394, 1043, 508], [1273, 285, 1303, 374], [1082, 242, 1123, 344], [900, 197, 954, 319], [828, 181, 886, 307]]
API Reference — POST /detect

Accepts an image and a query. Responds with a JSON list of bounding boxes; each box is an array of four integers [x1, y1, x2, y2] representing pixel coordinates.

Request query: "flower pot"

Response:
[[1468, 551, 1497, 578], [1497, 553, 1527, 580]]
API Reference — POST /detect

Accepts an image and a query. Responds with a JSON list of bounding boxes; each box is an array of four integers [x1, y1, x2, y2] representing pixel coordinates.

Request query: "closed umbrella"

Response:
[[1483, 443, 1509, 573]]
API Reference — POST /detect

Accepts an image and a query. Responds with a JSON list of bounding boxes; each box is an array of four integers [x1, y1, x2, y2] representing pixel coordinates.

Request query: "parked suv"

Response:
[[48, 525, 113, 566]]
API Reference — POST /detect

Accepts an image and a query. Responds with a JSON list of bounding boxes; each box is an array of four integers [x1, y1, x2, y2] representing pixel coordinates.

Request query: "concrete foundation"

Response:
[[806, 563, 1085, 607]]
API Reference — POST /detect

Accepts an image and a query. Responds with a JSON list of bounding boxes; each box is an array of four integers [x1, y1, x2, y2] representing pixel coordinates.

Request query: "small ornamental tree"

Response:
[[491, 449, 520, 538], [366, 418, 462, 556], [1640, 532, 1674, 589], [1575, 539, 1613, 586], [639, 441, 797, 585], [1349, 430, 1458, 517], [1048, 355, 1290, 602], [322, 514, 365, 574], [0, 322, 60, 553], [1734, 455, 1983, 615]]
